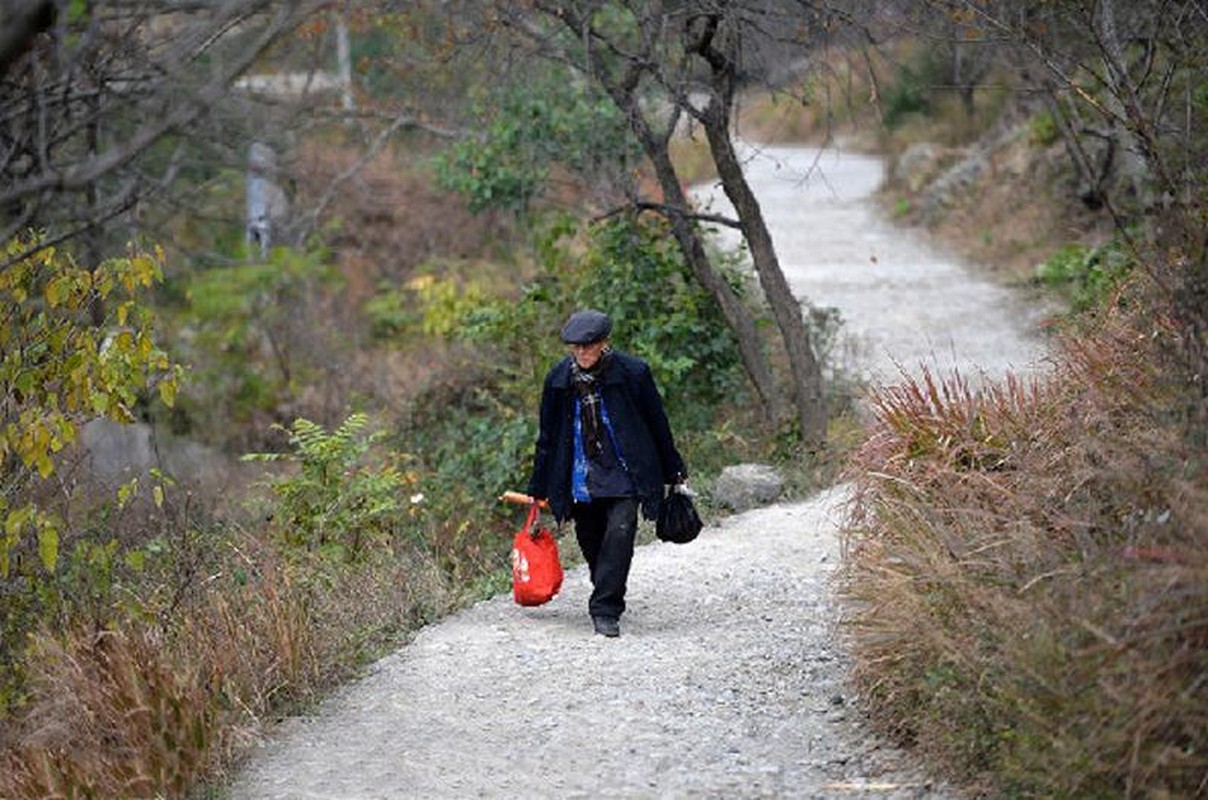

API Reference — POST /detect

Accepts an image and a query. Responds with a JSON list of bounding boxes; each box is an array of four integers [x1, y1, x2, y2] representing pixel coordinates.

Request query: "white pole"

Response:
[[337, 18, 354, 113]]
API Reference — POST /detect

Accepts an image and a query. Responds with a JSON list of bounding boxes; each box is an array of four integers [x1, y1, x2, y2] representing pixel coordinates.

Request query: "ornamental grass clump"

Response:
[[840, 302, 1207, 796]]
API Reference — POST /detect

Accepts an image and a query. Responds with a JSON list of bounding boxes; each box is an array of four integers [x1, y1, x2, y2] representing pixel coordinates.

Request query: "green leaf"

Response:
[[125, 548, 146, 572], [67, 0, 89, 24]]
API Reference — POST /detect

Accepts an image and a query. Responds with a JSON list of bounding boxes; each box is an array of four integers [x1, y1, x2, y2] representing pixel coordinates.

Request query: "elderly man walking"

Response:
[[526, 309, 688, 637]]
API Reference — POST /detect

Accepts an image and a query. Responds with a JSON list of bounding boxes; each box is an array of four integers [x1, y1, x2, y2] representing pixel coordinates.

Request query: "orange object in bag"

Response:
[[510, 502, 563, 606]]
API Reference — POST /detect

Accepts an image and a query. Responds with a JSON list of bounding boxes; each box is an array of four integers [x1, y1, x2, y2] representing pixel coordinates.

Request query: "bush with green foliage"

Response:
[[243, 413, 422, 560], [1034, 238, 1135, 312], [433, 75, 640, 214], [168, 246, 344, 441], [1, 236, 182, 574], [1028, 110, 1060, 147], [0, 234, 182, 716], [882, 50, 945, 129]]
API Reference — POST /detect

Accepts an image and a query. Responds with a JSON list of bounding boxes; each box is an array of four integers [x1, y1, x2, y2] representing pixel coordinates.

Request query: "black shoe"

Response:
[[592, 616, 620, 637]]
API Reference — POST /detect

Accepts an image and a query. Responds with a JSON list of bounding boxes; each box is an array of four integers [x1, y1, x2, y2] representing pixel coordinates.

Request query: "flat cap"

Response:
[[560, 309, 612, 344]]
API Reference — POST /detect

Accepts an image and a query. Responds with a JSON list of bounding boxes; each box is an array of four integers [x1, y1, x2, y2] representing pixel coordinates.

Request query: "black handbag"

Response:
[[656, 487, 703, 544]]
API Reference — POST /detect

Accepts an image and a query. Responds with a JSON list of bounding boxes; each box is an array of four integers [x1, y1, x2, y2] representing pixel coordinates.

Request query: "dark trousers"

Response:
[[571, 497, 638, 620]]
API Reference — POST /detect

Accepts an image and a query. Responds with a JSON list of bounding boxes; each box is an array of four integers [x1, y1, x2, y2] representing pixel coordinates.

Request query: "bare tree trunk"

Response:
[[641, 137, 780, 423], [689, 14, 827, 448], [699, 100, 826, 448], [1091, 0, 1158, 211], [336, 17, 354, 113]]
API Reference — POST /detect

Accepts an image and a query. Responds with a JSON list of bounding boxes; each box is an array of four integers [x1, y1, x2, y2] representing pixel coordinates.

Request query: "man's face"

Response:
[[570, 339, 607, 369]]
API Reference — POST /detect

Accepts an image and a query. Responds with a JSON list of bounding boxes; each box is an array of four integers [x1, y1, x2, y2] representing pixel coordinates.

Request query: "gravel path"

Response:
[[228, 145, 1046, 799]]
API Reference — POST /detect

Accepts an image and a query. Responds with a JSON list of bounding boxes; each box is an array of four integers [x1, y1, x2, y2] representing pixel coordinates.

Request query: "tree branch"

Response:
[[594, 200, 742, 229]]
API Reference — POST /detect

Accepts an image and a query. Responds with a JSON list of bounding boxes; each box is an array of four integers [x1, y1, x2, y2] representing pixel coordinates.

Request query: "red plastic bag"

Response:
[[511, 503, 563, 606]]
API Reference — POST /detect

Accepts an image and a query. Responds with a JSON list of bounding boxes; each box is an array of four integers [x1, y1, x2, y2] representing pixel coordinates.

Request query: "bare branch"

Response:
[[594, 200, 743, 229], [1, 0, 336, 256]]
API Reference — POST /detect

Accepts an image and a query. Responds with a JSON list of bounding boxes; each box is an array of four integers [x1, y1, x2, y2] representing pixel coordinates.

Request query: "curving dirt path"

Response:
[[227, 145, 1046, 799]]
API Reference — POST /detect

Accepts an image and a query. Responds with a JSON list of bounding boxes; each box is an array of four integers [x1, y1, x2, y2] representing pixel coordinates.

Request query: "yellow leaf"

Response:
[[44, 277, 63, 307], [118, 480, 138, 508], [153, 485, 164, 508], [38, 524, 59, 571], [158, 379, 177, 408], [5, 507, 30, 535]]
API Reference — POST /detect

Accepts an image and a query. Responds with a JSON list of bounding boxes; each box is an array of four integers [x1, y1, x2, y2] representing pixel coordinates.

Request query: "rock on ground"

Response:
[[713, 463, 786, 511]]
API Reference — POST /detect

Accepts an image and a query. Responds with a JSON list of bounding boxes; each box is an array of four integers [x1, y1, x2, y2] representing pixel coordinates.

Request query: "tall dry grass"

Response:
[[0, 531, 458, 798], [841, 292, 1207, 796]]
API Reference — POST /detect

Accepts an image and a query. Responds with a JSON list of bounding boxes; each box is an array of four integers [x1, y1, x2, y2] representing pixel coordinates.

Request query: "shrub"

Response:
[[242, 413, 423, 560], [433, 74, 639, 214], [168, 246, 345, 445], [1034, 238, 1136, 312], [0, 234, 183, 720], [882, 50, 944, 129]]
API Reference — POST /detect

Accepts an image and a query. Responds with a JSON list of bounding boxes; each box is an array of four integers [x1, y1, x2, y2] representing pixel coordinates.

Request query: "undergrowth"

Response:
[[840, 280, 1207, 796], [0, 471, 461, 799]]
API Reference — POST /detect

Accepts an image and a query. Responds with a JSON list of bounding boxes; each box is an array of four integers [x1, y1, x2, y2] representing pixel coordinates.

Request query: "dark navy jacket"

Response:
[[527, 351, 687, 523]]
